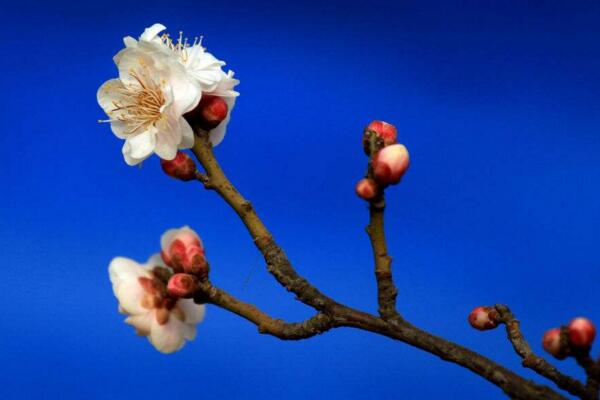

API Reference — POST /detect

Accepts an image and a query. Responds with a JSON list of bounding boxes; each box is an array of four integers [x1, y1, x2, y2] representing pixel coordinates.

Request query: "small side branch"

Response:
[[574, 352, 600, 397], [365, 199, 400, 320], [195, 280, 336, 340], [495, 304, 589, 399]]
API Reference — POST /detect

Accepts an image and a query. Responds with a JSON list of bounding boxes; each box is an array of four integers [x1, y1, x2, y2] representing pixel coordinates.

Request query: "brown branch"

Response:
[[574, 350, 600, 398], [189, 130, 569, 400], [495, 304, 592, 399], [366, 198, 400, 320], [194, 280, 335, 340]]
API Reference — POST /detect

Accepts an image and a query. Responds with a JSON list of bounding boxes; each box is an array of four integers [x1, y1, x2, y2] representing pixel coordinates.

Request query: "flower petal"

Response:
[[125, 313, 153, 336], [153, 115, 180, 160], [140, 23, 166, 42], [127, 130, 156, 159], [148, 312, 186, 353], [108, 257, 151, 315], [167, 63, 201, 115], [182, 323, 197, 341], [146, 253, 167, 268], [178, 299, 206, 325], [179, 117, 195, 149], [97, 79, 130, 139]]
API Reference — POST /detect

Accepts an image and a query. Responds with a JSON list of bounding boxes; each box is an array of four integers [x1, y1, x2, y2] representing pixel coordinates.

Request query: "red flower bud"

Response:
[[167, 273, 199, 299], [183, 245, 209, 279], [568, 317, 596, 348], [468, 306, 500, 331], [355, 178, 379, 201], [160, 152, 196, 181], [186, 95, 229, 131], [367, 120, 397, 146], [362, 121, 398, 155], [542, 328, 569, 359], [372, 144, 410, 185]]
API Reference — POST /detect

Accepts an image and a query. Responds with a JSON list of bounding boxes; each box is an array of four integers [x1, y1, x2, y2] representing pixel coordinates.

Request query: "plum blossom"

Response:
[[98, 23, 240, 165], [120, 23, 240, 146], [97, 47, 200, 165], [109, 256, 205, 353]]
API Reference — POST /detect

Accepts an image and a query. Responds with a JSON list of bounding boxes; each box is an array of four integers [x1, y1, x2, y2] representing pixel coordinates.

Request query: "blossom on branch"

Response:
[[98, 23, 240, 165], [108, 256, 205, 353]]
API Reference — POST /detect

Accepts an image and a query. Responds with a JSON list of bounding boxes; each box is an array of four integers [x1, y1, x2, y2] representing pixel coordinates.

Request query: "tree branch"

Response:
[[194, 280, 335, 340], [366, 198, 400, 320], [189, 131, 570, 400], [495, 304, 591, 399]]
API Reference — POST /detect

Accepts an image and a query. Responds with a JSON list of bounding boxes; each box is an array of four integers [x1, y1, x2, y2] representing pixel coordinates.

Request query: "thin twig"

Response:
[[495, 304, 590, 399], [366, 197, 400, 320]]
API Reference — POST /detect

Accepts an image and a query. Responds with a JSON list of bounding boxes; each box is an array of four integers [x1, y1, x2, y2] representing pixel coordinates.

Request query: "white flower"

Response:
[[98, 23, 240, 164], [97, 40, 200, 165], [128, 23, 229, 93], [122, 23, 240, 146], [109, 256, 206, 353]]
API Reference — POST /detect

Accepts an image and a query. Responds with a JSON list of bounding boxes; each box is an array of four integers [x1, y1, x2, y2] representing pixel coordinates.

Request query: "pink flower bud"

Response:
[[468, 306, 499, 331], [161, 227, 206, 275], [367, 120, 397, 146], [183, 245, 209, 278], [167, 273, 199, 298], [160, 152, 196, 181], [543, 328, 569, 359], [186, 95, 229, 131], [568, 317, 596, 348], [372, 144, 410, 185], [355, 178, 379, 201]]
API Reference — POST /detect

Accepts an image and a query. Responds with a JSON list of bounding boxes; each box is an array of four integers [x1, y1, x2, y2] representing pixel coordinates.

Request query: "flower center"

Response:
[[160, 31, 202, 64], [112, 66, 166, 134]]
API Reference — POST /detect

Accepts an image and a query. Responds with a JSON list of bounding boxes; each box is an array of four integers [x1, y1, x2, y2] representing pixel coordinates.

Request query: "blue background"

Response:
[[1, 1, 599, 399]]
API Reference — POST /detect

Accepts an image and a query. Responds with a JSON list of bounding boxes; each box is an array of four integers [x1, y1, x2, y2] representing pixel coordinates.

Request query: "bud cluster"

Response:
[[356, 120, 410, 201], [542, 317, 596, 360], [160, 227, 210, 300]]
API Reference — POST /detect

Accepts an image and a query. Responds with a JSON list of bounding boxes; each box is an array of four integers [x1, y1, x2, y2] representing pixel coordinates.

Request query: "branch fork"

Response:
[[181, 128, 596, 400]]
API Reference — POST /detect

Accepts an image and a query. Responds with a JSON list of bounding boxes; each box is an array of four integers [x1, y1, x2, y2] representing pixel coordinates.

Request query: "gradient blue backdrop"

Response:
[[1, 1, 599, 399]]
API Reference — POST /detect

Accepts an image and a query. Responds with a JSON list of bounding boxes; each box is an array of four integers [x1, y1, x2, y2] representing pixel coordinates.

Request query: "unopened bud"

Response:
[[568, 317, 596, 348], [372, 144, 410, 185], [161, 227, 204, 273], [355, 178, 379, 201], [184, 245, 209, 279], [167, 273, 199, 298], [468, 306, 500, 331], [543, 328, 569, 359], [186, 95, 228, 131], [160, 152, 196, 181], [363, 121, 398, 156]]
